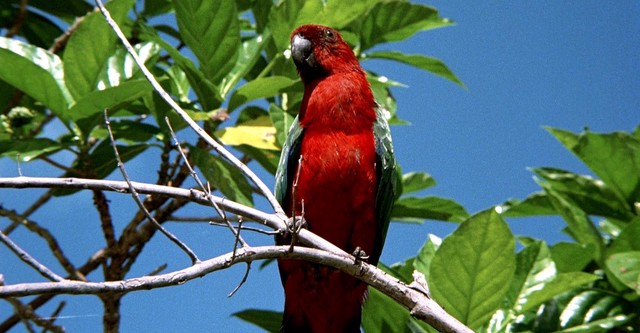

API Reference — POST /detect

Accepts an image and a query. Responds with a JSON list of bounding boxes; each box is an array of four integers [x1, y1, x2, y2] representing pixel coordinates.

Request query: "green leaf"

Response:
[[95, 42, 161, 89], [498, 192, 557, 217], [63, 0, 135, 100], [429, 209, 516, 329], [174, 0, 240, 83], [143, 0, 173, 17], [524, 272, 599, 312], [20, 10, 64, 49], [215, 116, 278, 151], [550, 242, 595, 273], [0, 138, 63, 161], [29, 0, 92, 22], [606, 251, 640, 293], [91, 120, 160, 143], [547, 127, 640, 205], [0, 37, 71, 118], [142, 32, 222, 110], [391, 196, 469, 223], [68, 79, 154, 122], [543, 186, 605, 264], [190, 146, 253, 206], [533, 167, 634, 221], [505, 241, 557, 313], [219, 33, 269, 98], [365, 51, 464, 87], [558, 290, 633, 331], [401, 172, 436, 195], [608, 216, 640, 254], [88, 142, 149, 180], [558, 315, 633, 333], [413, 234, 441, 281], [228, 76, 298, 112], [363, 287, 415, 333], [268, 0, 324, 51], [232, 309, 281, 333], [269, 104, 295, 147], [356, 1, 453, 51], [321, 0, 385, 29]]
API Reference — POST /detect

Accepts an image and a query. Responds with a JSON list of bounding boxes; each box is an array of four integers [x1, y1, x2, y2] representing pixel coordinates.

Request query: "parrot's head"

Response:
[[290, 24, 361, 82]]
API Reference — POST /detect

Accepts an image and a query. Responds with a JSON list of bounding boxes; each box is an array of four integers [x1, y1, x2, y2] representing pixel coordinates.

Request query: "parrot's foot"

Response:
[[352, 246, 369, 264]]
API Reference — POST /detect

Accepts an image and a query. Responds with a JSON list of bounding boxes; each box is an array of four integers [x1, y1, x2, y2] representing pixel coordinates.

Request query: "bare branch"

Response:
[[0, 176, 344, 254], [94, 0, 286, 219], [104, 110, 200, 265], [0, 245, 472, 333], [0, 230, 64, 282]]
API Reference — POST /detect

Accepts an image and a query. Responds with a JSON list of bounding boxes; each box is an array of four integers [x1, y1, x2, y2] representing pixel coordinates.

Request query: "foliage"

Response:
[[0, 0, 638, 332]]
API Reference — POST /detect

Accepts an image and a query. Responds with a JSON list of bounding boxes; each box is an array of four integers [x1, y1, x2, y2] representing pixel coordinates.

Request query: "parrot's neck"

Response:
[[299, 72, 376, 132]]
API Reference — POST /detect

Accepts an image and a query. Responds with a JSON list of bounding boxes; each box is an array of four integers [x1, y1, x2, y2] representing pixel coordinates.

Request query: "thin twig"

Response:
[[104, 110, 200, 264], [94, 0, 286, 219], [227, 262, 251, 298], [4, 0, 28, 38], [164, 117, 248, 248], [289, 155, 304, 252], [0, 208, 80, 279], [0, 230, 64, 282]]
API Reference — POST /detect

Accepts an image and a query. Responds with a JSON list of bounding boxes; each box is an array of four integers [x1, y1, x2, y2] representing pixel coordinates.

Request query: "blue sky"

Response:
[[1, 1, 639, 332]]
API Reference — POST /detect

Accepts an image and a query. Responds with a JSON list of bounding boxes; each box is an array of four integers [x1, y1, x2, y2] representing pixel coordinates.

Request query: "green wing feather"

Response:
[[274, 115, 304, 209], [372, 104, 399, 265]]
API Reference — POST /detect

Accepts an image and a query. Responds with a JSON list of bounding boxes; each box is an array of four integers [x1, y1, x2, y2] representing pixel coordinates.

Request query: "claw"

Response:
[[352, 246, 369, 264]]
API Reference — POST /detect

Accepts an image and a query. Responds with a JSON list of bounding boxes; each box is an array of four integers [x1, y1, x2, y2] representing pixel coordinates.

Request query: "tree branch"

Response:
[[0, 176, 344, 254], [0, 245, 471, 333]]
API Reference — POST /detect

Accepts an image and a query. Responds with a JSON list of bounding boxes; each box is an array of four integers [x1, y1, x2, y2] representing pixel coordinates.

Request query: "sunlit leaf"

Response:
[[543, 186, 605, 264], [142, 33, 222, 110], [391, 196, 469, 223], [220, 33, 269, 98], [63, 0, 135, 100], [174, 0, 240, 83], [430, 209, 515, 329], [0, 37, 71, 118], [356, 1, 452, 51], [215, 116, 278, 151], [547, 127, 640, 205], [96, 42, 161, 89], [534, 167, 634, 221], [228, 76, 298, 112], [69, 79, 154, 122], [401, 172, 436, 195], [365, 51, 464, 87], [524, 272, 599, 312], [559, 290, 633, 331], [499, 192, 557, 217], [413, 234, 441, 280]]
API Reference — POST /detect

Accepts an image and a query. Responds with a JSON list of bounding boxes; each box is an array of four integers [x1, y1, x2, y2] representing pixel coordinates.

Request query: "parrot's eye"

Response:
[[324, 29, 336, 41]]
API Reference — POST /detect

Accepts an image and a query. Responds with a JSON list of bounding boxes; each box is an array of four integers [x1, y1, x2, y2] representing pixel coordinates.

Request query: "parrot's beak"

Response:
[[291, 34, 316, 69]]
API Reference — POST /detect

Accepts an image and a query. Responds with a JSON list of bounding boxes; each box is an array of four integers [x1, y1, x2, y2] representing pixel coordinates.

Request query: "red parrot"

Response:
[[275, 24, 398, 333]]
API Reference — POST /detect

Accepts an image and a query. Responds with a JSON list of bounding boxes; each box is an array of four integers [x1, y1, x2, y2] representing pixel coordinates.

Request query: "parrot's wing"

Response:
[[274, 115, 304, 210], [372, 104, 399, 265]]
